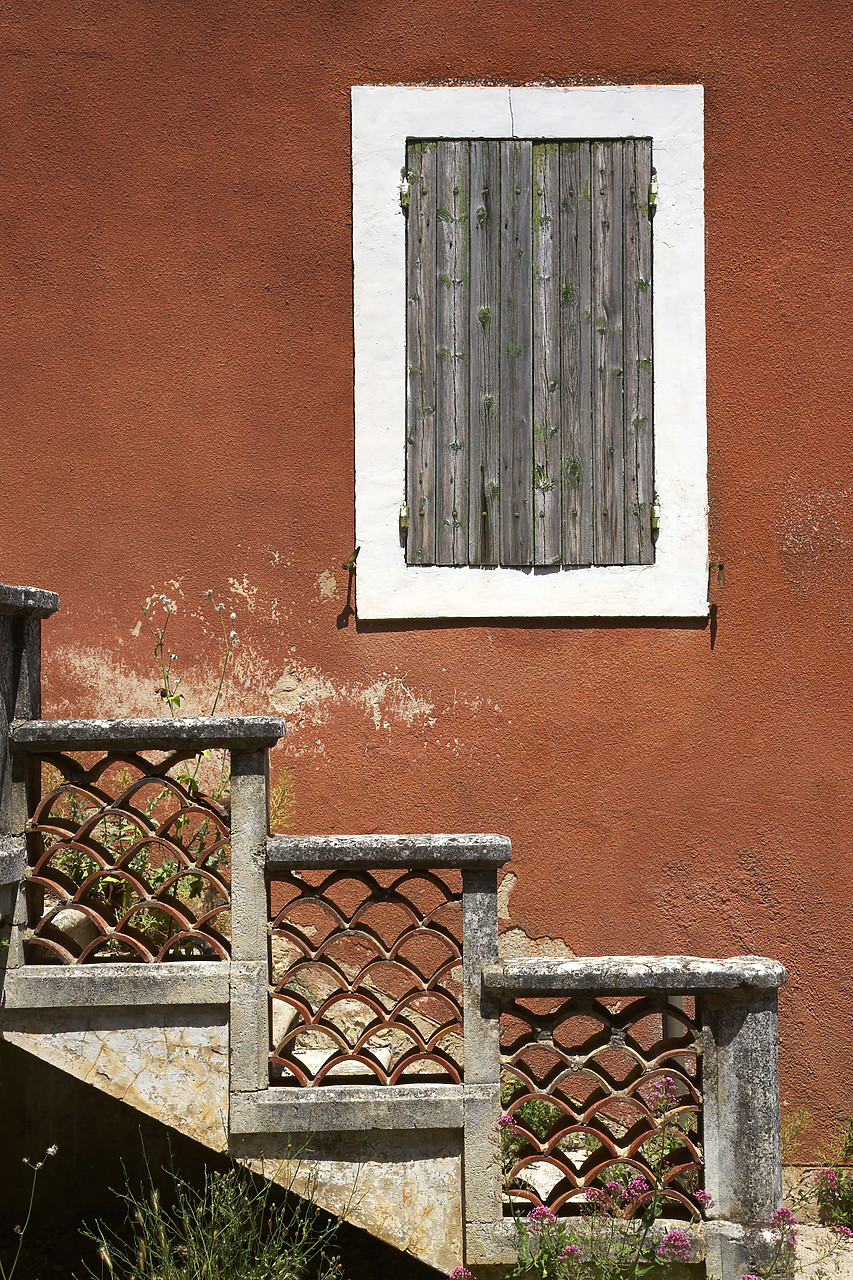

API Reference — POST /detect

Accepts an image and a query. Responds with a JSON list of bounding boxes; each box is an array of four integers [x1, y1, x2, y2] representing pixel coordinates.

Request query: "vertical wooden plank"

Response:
[[434, 140, 470, 565], [532, 143, 562, 566], [499, 140, 533, 567], [468, 141, 501, 566], [405, 142, 437, 565], [558, 143, 594, 567], [623, 139, 655, 564], [591, 141, 625, 565]]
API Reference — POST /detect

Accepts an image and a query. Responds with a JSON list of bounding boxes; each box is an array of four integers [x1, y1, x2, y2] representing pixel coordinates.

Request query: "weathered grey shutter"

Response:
[[405, 138, 653, 568]]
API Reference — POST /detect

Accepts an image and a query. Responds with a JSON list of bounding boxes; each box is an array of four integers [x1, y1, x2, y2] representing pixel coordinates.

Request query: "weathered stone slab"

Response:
[[1, 961, 230, 1008], [482, 954, 787, 995], [230, 1083, 464, 1132], [3, 1006, 230, 1150], [796, 1226, 853, 1280], [9, 715, 286, 753], [235, 1129, 463, 1274], [0, 584, 59, 618], [0, 835, 25, 884], [266, 832, 512, 869]]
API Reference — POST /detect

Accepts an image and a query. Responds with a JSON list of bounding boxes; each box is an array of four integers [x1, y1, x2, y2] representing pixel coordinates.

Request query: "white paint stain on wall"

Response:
[[314, 570, 338, 600]]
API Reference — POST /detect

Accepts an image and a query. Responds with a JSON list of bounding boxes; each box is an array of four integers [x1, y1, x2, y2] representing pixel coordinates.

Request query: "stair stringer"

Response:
[[0, 1005, 463, 1274]]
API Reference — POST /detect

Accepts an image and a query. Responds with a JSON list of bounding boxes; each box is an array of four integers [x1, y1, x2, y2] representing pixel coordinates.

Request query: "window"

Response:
[[352, 86, 706, 620]]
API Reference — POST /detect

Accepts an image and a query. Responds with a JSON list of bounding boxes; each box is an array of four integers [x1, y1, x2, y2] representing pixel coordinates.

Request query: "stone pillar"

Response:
[[0, 584, 59, 969], [0, 585, 59, 835], [228, 748, 272, 1099], [703, 985, 784, 1280], [462, 867, 510, 1269]]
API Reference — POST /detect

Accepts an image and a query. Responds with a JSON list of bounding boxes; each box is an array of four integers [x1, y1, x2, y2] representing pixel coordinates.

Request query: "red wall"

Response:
[[2, 0, 852, 1150]]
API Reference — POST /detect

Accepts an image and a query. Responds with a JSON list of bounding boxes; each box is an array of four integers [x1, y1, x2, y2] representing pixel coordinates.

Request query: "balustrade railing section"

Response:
[[269, 864, 465, 1086], [498, 989, 703, 1215], [25, 748, 232, 963]]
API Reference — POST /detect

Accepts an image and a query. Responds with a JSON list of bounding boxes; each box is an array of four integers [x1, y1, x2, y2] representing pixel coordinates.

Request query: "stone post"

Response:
[[462, 866, 510, 1269], [0, 584, 59, 969], [229, 747, 272, 1095], [703, 983, 785, 1280]]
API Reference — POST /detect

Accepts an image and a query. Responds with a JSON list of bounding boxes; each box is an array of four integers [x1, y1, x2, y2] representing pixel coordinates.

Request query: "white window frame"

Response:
[[352, 84, 707, 620]]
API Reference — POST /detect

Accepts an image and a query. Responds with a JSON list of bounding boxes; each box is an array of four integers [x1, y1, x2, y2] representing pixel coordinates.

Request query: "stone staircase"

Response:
[[0, 584, 789, 1278]]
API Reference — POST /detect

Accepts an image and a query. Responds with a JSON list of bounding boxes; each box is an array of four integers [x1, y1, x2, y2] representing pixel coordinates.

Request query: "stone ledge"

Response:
[[482, 955, 787, 996], [266, 832, 512, 870], [0, 583, 60, 617], [466, 1217, 707, 1268], [230, 1083, 465, 1132], [0, 836, 25, 884], [1, 960, 231, 1007], [9, 715, 286, 753]]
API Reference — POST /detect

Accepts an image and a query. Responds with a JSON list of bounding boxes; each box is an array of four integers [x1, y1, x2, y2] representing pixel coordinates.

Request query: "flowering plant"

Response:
[[449, 1080, 853, 1280], [813, 1166, 853, 1230], [449, 1199, 853, 1280]]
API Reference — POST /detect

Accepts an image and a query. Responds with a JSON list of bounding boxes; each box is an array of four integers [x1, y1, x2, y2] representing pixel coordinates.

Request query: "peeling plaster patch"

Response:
[[269, 665, 336, 720], [268, 667, 435, 733], [497, 872, 575, 962], [314, 570, 338, 600], [50, 645, 161, 717], [499, 926, 576, 962], [356, 676, 435, 730], [228, 576, 259, 612]]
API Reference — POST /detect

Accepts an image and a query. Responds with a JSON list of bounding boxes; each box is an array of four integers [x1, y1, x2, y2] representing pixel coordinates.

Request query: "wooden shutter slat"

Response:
[[405, 134, 653, 575], [434, 141, 470, 566], [591, 141, 626, 565], [468, 141, 502, 567], [623, 139, 654, 565], [500, 140, 533, 567], [558, 143, 594, 567], [532, 143, 562, 566], [406, 142, 438, 565]]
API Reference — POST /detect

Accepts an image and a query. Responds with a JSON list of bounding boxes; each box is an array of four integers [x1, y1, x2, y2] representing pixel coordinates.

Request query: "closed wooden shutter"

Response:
[[405, 138, 654, 568]]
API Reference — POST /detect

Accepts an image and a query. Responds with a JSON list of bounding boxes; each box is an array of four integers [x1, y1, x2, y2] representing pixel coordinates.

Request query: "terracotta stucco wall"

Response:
[[2, 0, 852, 1149]]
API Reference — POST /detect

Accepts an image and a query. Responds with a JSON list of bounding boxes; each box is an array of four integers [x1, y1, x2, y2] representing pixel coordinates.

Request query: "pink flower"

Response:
[[646, 1075, 679, 1115], [626, 1176, 651, 1203], [449, 1269, 475, 1279], [584, 1187, 607, 1209], [656, 1229, 692, 1262], [769, 1207, 798, 1245], [741, 1273, 761, 1279], [564, 1244, 583, 1260], [830, 1226, 853, 1240], [526, 1205, 557, 1229], [814, 1168, 839, 1190], [492, 1113, 519, 1133], [695, 1189, 715, 1208]]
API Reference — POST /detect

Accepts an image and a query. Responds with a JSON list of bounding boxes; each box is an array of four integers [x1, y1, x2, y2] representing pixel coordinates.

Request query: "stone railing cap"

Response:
[[0, 583, 60, 618], [482, 954, 787, 995], [9, 715, 286, 753], [266, 832, 511, 869]]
